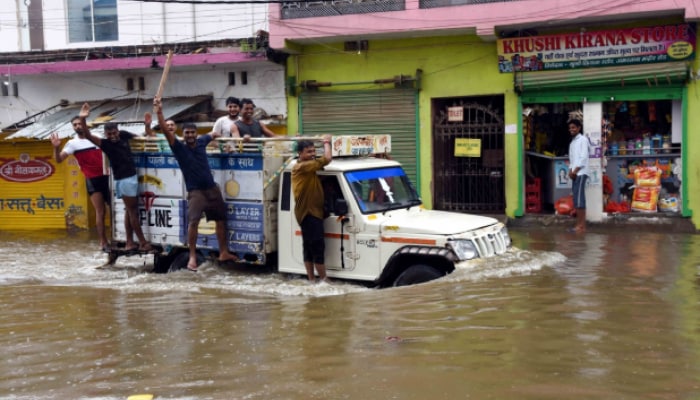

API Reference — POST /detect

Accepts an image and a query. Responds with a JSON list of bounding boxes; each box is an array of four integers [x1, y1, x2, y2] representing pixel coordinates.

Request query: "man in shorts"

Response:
[[568, 118, 589, 233], [292, 136, 332, 282], [153, 97, 238, 271], [80, 103, 155, 252], [51, 104, 111, 252]]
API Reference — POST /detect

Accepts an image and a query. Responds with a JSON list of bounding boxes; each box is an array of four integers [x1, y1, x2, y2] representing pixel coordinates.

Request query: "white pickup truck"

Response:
[[106, 135, 511, 287]]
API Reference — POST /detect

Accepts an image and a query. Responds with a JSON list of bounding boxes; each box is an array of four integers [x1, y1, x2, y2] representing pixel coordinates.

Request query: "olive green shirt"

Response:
[[292, 156, 330, 225]]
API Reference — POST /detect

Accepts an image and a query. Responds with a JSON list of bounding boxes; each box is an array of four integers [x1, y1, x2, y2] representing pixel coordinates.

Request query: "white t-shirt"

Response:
[[212, 115, 239, 137]]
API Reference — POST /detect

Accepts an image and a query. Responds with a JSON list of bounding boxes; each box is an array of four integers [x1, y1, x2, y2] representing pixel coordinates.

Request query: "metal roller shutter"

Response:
[[299, 89, 419, 185], [515, 61, 689, 92]]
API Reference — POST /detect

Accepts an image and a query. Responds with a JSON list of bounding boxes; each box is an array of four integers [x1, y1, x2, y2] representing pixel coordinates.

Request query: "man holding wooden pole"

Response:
[[151, 52, 237, 270]]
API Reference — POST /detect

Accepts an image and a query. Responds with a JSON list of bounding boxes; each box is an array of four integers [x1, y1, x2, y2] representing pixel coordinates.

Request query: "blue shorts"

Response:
[[572, 174, 588, 209], [114, 175, 138, 198]]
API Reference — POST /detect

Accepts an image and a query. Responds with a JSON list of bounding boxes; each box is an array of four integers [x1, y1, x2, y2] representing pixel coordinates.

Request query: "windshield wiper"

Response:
[[406, 199, 422, 210]]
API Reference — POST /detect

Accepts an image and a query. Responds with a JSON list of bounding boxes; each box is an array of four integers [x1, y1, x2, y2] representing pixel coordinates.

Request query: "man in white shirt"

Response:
[[567, 118, 589, 233], [212, 97, 241, 137]]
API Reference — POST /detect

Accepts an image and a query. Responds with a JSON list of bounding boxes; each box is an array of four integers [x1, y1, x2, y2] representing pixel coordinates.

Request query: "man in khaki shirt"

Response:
[[292, 135, 332, 282]]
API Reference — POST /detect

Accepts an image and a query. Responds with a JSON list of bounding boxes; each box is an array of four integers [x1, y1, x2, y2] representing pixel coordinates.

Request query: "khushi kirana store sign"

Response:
[[497, 23, 696, 72]]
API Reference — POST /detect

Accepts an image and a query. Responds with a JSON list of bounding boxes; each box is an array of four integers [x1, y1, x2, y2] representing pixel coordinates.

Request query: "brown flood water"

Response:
[[1, 227, 700, 400]]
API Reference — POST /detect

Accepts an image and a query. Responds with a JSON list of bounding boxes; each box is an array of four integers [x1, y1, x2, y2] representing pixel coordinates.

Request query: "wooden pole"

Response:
[[155, 50, 173, 99]]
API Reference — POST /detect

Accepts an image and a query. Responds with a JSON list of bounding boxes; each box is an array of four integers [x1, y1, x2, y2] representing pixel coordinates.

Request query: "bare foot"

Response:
[[218, 253, 238, 263], [186, 262, 198, 272], [125, 243, 138, 252]]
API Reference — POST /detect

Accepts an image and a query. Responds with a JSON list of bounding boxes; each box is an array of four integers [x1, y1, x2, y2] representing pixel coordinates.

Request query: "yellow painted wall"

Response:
[[286, 35, 518, 213], [0, 140, 92, 231]]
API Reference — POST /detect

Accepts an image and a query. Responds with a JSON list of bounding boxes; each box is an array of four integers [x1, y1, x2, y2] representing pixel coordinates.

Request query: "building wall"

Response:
[[0, 63, 286, 127], [0, 140, 91, 231], [284, 24, 700, 229], [1, 1, 269, 52], [269, 0, 700, 47], [285, 35, 518, 212]]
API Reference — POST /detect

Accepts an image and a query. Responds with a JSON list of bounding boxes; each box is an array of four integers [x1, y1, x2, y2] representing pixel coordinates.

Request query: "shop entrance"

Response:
[[523, 99, 682, 215], [432, 96, 505, 213]]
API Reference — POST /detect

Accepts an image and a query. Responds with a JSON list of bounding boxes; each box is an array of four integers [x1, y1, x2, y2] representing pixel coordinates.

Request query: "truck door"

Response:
[[320, 176, 356, 271]]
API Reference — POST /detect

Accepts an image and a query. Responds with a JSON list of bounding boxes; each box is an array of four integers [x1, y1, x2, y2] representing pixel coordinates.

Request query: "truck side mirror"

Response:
[[335, 198, 348, 216]]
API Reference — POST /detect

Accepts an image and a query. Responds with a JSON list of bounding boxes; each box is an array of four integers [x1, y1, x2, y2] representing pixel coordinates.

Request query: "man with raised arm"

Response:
[[50, 103, 110, 252], [292, 135, 333, 283], [80, 103, 155, 252], [153, 97, 238, 271]]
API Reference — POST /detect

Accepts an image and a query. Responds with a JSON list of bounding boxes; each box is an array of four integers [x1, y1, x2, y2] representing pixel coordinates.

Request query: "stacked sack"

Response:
[[630, 166, 661, 212]]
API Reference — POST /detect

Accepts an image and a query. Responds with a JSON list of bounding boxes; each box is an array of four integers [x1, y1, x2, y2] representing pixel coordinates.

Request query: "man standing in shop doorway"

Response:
[[567, 118, 589, 233]]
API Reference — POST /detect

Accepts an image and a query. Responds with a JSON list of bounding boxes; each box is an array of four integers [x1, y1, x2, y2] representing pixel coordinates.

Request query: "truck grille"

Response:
[[472, 231, 507, 258]]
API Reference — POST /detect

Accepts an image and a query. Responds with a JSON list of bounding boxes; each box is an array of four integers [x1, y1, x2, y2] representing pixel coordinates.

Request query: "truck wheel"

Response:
[[152, 253, 174, 274], [393, 264, 444, 287], [168, 252, 204, 273]]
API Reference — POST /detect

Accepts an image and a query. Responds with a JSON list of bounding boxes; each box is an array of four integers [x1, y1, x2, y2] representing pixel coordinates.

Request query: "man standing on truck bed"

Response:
[[292, 136, 332, 282], [153, 97, 238, 271], [50, 103, 111, 252], [80, 103, 155, 252], [231, 98, 278, 140], [212, 96, 241, 137]]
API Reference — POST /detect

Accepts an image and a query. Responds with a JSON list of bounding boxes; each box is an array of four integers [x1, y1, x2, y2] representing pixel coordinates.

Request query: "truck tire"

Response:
[[152, 253, 174, 274], [168, 252, 204, 273], [393, 264, 444, 287]]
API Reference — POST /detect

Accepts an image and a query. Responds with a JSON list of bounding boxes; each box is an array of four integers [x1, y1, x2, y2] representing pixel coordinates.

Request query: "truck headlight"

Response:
[[501, 226, 511, 247], [448, 240, 478, 261]]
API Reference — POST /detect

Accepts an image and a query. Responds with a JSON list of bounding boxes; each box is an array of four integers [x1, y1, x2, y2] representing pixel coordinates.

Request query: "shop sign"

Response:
[[448, 106, 463, 122], [0, 153, 55, 183], [497, 23, 696, 72], [454, 138, 481, 157]]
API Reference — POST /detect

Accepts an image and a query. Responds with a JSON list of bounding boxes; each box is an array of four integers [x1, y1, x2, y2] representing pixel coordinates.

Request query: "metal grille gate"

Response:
[[433, 102, 505, 213]]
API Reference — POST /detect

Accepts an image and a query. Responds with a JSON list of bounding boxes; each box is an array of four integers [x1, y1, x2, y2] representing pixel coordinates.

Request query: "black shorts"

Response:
[[300, 215, 325, 264], [85, 175, 111, 206], [187, 186, 227, 224]]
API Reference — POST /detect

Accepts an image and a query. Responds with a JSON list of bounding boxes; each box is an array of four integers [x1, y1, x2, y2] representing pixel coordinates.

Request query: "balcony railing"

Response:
[[281, 0, 404, 19]]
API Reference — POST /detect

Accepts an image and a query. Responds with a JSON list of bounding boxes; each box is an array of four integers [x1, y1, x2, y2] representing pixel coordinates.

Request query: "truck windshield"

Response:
[[345, 167, 422, 214]]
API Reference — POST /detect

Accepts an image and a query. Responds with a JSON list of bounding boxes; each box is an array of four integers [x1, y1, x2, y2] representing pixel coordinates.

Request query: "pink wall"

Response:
[[269, 0, 699, 48]]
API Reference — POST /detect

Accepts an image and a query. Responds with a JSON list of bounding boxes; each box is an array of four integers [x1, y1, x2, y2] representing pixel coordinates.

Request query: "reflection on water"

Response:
[[1, 228, 700, 399]]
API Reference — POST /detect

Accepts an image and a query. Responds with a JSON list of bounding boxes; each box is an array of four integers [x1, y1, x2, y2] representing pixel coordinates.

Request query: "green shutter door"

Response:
[[299, 89, 419, 185]]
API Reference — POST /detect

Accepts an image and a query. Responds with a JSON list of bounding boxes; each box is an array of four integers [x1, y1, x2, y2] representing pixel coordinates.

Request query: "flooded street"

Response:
[[1, 227, 700, 400]]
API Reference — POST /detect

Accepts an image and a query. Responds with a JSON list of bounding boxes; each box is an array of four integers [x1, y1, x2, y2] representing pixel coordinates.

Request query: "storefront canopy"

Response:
[[514, 62, 690, 93], [3, 96, 212, 141]]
